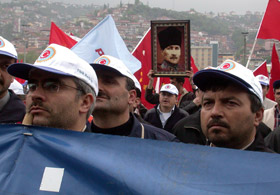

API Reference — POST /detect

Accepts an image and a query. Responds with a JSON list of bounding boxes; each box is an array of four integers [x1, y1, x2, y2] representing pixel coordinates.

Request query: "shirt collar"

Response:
[[157, 105, 175, 114]]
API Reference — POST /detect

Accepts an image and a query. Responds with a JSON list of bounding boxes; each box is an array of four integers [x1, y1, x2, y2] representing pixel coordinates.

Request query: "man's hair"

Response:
[[72, 77, 96, 119], [202, 78, 262, 113], [125, 77, 136, 91], [170, 77, 185, 84], [135, 88, 141, 98]]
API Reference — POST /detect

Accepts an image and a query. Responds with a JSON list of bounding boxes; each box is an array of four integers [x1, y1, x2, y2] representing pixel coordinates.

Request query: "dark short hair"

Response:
[[273, 80, 280, 90], [125, 77, 136, 91], [135, 88, 141, 98], [172, 77, 185, 84], [202, 78, 262, 113], [72, 77, 96, 118]]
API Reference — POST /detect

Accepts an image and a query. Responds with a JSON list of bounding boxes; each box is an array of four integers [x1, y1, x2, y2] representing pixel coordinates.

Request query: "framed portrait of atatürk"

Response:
[[151, 20, 190, 77]]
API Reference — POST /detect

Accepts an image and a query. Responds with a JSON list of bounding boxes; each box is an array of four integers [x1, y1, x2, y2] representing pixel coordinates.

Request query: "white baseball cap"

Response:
[[9, 79, 24, 95], [256, 74, 269, 86], [131, 74, 141, 92], [91, 55, 136, 83], [193, 59, 263, 103], [7, 44, 98, 95], [0, 36, 17, 59], [160, 83, 178, 95]]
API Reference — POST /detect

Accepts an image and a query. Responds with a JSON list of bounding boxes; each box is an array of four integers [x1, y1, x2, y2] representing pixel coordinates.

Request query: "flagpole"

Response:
[[246, 38, 258, 68], [246, 7, 266, 69]]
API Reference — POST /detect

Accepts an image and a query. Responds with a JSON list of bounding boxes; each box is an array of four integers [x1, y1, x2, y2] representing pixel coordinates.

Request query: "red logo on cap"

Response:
[[36, 46, 56, 62], [221, 63, 231, 69], [99, 59, 107, 64], [0, 38, 5, 48], [96, 56, 110, 65], [166, 85, 171, 89], [218, 61, 236, 71], [42, 50, 50, 58]]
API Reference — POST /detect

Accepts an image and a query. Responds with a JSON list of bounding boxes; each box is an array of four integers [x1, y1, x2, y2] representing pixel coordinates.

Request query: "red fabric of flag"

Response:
[[267, 44, 280, 100], [257, 0, 280, 41], [253, 61, 269, 77], [49, 22, 77, 49], [133, 29, 154, 109]]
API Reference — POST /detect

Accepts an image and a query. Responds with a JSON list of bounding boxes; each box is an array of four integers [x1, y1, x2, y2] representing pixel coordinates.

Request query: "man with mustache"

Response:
[[157, 27, 184, 72], [193, 60, 272, 152], [88, 55, 178, 141], [144, 83, 189, 133], [0, 36, 25, 124], [7, 44, 98, 132]]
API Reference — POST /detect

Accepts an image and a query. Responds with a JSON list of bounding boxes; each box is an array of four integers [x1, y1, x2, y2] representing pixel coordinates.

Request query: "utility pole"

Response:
[[242, 32, 248, 65]]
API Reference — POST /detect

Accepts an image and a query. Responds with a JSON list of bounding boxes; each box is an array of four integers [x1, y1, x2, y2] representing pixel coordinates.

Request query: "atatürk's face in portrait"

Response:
[[162, 44, 181, 65]]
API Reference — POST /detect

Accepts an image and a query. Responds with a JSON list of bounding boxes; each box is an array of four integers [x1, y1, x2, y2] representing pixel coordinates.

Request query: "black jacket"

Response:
[[0, 90, 25, 124], [172, 110, 206, 145], [264, 127, 280, 153], [144, 105, 189, 134], [246, 130, 274, 153], [87, 114, 178, 142]]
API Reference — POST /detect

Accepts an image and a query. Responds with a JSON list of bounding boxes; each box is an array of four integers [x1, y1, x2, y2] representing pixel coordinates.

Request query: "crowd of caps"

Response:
[[2, 35, 280, 153]]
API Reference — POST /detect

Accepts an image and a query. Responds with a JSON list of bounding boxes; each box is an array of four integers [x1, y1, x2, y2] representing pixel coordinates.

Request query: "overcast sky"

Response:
[[140, 0, 268, 14], [3, 0, 269, 14], [46, 0, 268, 14]]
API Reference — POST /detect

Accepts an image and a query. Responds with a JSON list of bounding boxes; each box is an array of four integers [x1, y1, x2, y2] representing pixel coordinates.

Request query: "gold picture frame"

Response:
[[151, 20, 190, 77]]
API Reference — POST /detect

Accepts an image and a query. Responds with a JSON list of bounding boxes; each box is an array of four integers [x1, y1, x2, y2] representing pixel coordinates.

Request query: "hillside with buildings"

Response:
[[0, 0, 275, 69]]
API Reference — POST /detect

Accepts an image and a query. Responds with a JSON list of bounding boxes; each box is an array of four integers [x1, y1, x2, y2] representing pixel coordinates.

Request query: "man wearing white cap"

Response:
[[144, 84, 189, 133], [89, 55, 177, 141], [0, 36, 25, 123], [263, 80, 280, 130], [193, 60, 272, 152], [7, 44, 98, 132], [256, 74, 277, 110]]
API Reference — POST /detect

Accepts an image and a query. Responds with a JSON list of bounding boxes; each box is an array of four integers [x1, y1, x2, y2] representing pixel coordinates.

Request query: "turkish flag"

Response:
[[257, 0, 280, 41], [49, 22, 77, 49], [133, 29, 199, 109], [267, 44, 280, 100], [253, 61, 269, 77]]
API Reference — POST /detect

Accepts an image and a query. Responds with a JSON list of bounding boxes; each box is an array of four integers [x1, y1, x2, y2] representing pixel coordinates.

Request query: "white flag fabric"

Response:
[[71, 15, 141, 74]]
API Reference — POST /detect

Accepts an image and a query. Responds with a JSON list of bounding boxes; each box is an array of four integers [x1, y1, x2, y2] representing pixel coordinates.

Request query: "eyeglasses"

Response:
[[26, 80, 82, 94]]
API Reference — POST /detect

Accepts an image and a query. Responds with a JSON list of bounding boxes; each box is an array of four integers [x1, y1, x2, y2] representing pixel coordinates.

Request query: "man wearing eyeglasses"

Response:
[[0, 36, 25, 124], [7, 44, 98, 132]]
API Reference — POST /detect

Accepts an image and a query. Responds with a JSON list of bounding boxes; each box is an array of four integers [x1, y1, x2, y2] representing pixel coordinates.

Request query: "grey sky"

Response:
[[2, 0, 269, 14], [141, 0, 268, 14]]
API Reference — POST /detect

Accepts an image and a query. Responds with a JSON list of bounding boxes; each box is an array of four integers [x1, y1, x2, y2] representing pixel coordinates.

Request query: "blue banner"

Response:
[[0, 124, 279, 194], [71, 15, 141, 74]]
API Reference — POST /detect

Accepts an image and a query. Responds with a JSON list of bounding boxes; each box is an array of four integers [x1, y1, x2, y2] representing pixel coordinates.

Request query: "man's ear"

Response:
[[254, 108, 264, 127], [128, 89, 136, 105], [79, 94, 94, 114]]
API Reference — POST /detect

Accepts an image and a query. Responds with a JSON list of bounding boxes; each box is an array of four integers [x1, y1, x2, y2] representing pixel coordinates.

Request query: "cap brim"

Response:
[[90, 63, 124, 77], [0, 51, 17, 59], [193, 69, 252, 92], [259, 81, 269, 86], [160, 90, 178, 95], [7, 63, 72, 80]]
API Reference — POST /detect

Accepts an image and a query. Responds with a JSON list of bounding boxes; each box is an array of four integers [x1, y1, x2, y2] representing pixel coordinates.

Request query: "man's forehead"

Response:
[[203, 85, 248, 97]]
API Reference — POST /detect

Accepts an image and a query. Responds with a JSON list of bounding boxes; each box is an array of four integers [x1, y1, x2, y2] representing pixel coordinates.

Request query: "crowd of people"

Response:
[[1, 35, 280, 154]]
